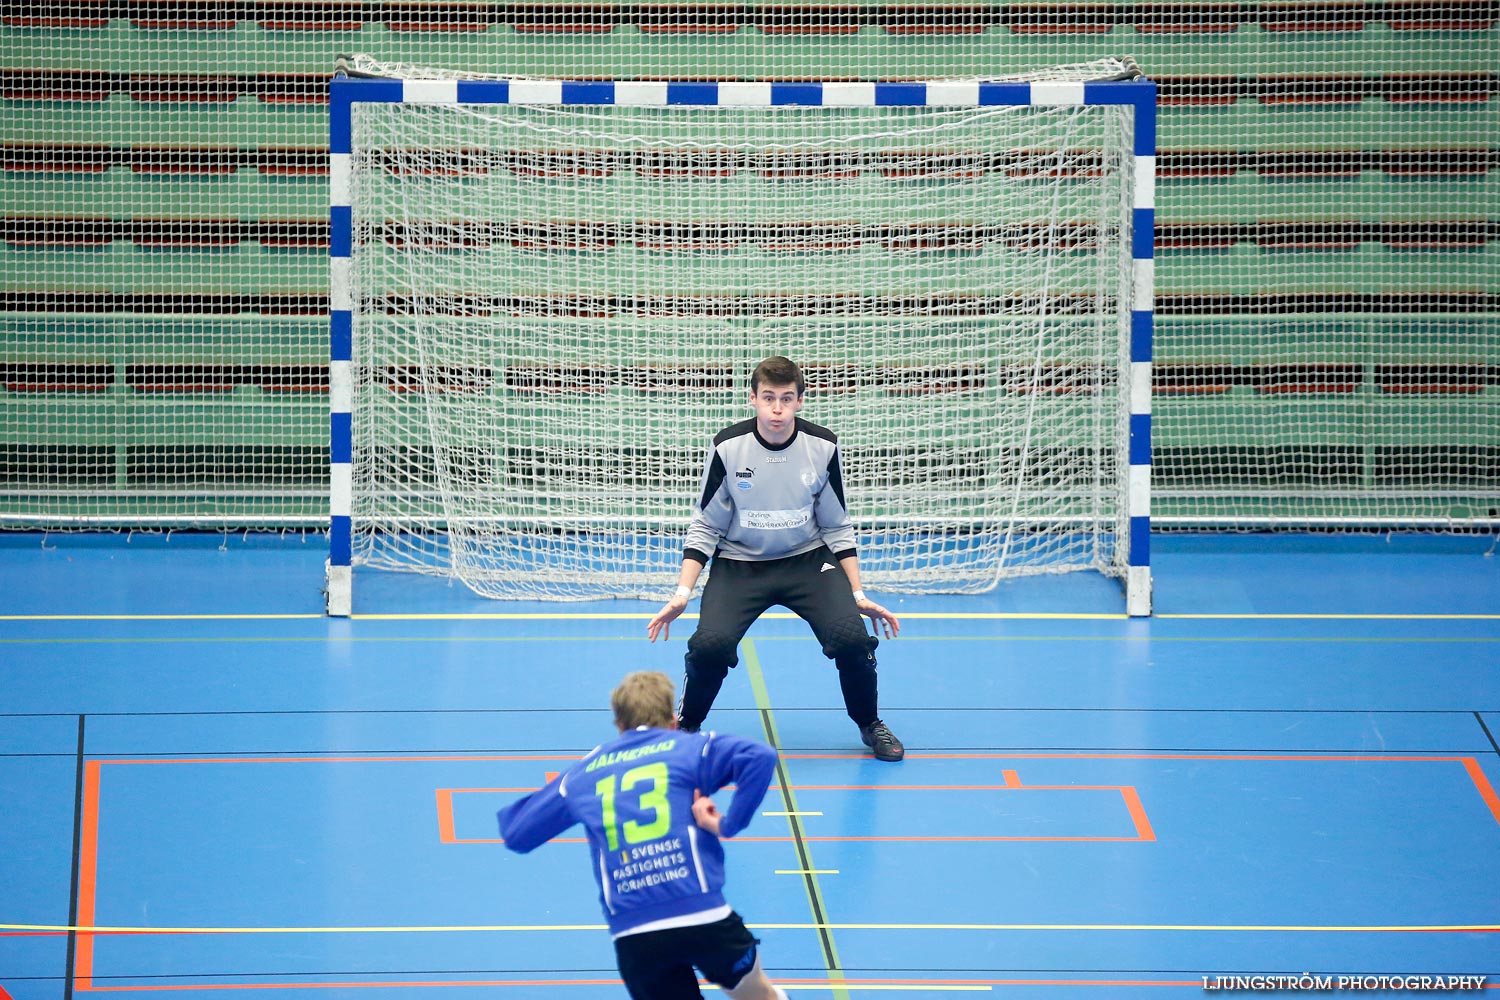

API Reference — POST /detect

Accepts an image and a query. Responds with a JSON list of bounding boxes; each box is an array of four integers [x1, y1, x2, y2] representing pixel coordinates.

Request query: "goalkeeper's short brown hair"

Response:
[[611, 670, 677, 730], [751, 355, 805, 396]]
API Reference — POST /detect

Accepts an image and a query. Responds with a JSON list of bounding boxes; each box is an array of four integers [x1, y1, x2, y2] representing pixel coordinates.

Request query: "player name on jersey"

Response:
[[585, 737, 677, 772]]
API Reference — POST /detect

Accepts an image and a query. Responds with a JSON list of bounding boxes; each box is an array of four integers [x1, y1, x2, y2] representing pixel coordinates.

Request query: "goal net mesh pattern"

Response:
[[348, 92, 1138, 597]]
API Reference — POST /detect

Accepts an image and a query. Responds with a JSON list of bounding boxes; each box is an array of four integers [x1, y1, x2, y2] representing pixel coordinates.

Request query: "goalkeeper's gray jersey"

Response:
[[683, 417, 858, 564]]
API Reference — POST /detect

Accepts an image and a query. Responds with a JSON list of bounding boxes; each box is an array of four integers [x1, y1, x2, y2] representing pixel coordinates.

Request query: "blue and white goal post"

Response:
[[325, 72, 1158, 617]]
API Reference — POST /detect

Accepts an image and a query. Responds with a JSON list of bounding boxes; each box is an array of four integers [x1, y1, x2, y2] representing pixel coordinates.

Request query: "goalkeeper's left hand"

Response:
[[647, 596, 688, 642], [855, 595, 900, 639]]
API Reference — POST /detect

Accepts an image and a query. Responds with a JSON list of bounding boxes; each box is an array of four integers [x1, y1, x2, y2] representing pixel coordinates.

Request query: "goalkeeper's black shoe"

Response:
[[859, 720, 905, 762]]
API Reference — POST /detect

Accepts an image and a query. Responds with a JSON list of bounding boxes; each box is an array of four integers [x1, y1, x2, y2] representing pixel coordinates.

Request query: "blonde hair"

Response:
[[611, 671, 677, 730]]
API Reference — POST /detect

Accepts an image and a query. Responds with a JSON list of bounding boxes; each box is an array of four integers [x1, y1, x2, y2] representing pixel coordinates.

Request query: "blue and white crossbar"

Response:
[[326, 76, 1155, 617]]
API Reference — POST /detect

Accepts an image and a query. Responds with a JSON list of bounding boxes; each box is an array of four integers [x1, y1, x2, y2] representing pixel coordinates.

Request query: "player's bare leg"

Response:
[[724, 954, 787, 1000]]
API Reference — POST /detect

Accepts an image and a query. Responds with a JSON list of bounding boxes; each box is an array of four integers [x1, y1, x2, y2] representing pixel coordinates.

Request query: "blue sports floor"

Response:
[[1, 532, 1498, 998]]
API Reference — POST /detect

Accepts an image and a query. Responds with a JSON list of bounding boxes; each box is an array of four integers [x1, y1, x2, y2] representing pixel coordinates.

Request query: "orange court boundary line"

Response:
[[46, 972, 1500, 994], [44, 975, 1465, 994], [0, 975, 1328, 993], [68, 751, 1500, 992]]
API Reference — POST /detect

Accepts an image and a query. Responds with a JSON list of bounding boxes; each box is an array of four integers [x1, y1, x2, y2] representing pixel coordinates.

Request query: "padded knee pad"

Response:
[[822, 615, 879, 666], [686, 629, 739, 674]]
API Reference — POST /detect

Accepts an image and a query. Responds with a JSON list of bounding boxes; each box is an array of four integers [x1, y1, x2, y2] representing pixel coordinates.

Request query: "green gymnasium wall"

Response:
[[2, 2, 1497, 528]]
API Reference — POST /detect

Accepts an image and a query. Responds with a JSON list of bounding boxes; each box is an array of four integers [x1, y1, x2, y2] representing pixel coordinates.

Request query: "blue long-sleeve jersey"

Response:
[[496, 726, 778, 937]]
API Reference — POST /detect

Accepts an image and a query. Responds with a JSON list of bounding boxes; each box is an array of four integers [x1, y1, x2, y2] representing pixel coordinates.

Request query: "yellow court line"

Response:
[[757, 922, 1500, 933], [351, 612, 1133, 621], [5, 921, 1496, 934], [0, 614, 326, 621], [715, 989, 990, 994], [1159, 613, 1500, 620], [4, 635, 1497, 648], [702, 987, 993, 994], [0, 613, 640, 622], [0, 635, 651, 644], [4, 611, 1497, 623], [903, 636, 1498, 646], [365, 612, 1500, 621], [350, 613, 1126, 621], [356, 613, 664, 620], [773, 989, 991, 993]]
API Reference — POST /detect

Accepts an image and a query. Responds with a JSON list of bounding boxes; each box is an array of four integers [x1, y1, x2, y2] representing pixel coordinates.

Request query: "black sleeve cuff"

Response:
[[832, 547, 858, 562], [683, 548, 712, 566]]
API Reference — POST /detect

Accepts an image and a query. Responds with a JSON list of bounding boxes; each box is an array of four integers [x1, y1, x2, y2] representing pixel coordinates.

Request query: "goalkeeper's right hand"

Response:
[[647, 596, 689, 642]]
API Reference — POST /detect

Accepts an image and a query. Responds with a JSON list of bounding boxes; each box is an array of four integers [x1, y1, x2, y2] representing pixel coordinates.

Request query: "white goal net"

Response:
[[339, 67, 1151, 607]]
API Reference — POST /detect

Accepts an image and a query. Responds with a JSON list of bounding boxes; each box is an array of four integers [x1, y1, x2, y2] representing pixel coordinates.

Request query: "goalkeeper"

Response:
[[647, 356, 905, 762], [497, 671, 787, 1000]]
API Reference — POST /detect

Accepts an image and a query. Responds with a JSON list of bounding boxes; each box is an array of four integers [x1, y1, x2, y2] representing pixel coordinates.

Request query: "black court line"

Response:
[[749, 707, 1500, 716], [1476, 712, 1500, 756], [24, 965, 1497, 989], [755, 706, 841, 977], [5, 705, 1498, 719], [46, 748, 1500, 759], [28, 746, 1500, 759], [63, 714, 85, 1000]]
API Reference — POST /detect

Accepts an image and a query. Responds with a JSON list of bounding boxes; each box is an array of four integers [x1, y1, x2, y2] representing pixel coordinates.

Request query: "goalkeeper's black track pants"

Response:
[[677, 545, 880, 731]]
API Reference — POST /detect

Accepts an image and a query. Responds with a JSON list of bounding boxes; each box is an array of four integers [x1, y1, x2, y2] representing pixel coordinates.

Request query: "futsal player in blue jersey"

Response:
[[497, 670, 789, 1000]]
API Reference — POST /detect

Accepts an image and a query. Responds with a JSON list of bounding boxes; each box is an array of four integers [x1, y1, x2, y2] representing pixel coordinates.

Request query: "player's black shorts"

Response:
[[613, 911, 761, 1000]]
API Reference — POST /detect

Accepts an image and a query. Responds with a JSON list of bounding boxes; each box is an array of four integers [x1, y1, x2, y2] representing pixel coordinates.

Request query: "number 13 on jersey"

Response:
[[595, 762, 672, 851]]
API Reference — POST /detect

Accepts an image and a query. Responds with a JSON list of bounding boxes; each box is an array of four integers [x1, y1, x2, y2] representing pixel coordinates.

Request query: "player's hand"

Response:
[[647, 596, 688, 642], [855, 595, 900, 639], [692, 789, 722, 835]]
